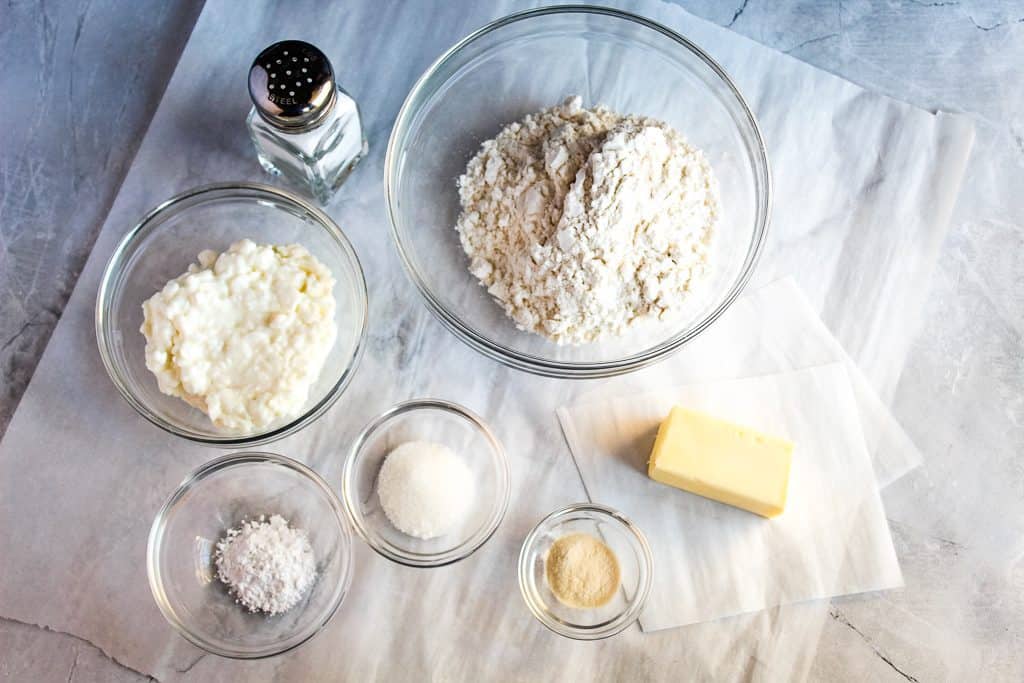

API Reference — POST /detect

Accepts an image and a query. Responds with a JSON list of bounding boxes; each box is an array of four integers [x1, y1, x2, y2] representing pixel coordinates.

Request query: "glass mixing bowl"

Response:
[[518, 503, 653, 640], [96, 183, 368, 446], [385, 6, 770, 378], [147, 452, 353, 659], [341, 399, 510, 568]]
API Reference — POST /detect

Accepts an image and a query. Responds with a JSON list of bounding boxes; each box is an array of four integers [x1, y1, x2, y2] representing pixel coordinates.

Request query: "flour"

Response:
[[456, 96, 719, 345], [214, 514, 316, 615]]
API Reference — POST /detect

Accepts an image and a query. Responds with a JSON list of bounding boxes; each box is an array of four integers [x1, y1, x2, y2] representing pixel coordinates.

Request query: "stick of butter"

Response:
[[647, 406, 794, 518]]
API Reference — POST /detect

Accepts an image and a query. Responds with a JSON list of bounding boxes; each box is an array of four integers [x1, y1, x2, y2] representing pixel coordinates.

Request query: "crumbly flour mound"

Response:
[[456, 96, 719, 345], [214, 514, 316, 615]]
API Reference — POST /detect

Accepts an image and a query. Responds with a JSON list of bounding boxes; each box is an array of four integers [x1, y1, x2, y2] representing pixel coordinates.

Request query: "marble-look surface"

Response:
[[0, 3, 205, 680], [0, 0, 205, 434], [0, 0, 1021, 681]]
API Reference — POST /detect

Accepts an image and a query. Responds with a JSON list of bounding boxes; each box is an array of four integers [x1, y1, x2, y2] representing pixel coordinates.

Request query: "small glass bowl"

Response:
[[96, 183, 368, 447], [518, 503, 653, 640], [341, 399, 510, 567], [147, 452, 353, 659]]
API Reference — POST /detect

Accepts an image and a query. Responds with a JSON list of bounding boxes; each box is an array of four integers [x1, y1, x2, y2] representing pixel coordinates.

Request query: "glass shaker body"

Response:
[[247, 41, 366, 204], [247, 84, 366, 204]]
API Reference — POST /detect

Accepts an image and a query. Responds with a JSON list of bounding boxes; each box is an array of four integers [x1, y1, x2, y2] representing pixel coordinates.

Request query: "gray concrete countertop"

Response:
[[1, 1, 1021, 680]]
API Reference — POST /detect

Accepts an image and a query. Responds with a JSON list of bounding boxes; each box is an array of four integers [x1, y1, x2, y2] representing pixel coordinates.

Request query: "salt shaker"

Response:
[[247, 40, 367, 204]]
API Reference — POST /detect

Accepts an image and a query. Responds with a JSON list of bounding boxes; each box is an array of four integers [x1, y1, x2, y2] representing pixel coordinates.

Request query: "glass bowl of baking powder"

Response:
[[147, 451, 353, 658]]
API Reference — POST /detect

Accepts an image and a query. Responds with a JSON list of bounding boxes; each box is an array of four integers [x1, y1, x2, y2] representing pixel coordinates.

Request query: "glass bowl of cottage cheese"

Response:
[[96, 183, 368, 446], [385, 6, 770, 378]]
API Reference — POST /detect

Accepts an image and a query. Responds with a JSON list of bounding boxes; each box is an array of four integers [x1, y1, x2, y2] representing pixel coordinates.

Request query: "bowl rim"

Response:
[[95, 181, 369, 447], [517, 502, 654, 641], [146, 451, 354, 659], [340, 398, 511, 568], [384, 4, 772, 379]]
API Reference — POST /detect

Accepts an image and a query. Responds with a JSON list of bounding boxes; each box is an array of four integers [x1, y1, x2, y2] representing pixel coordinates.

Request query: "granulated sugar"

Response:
[[214, 514, 316, 615], [376, 441, 475, 540]]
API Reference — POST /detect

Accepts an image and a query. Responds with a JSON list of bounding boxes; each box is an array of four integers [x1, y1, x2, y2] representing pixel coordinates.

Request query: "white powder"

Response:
[[376, 441, 475, 540], [456, 96, 719, 345], [214, 514, 316, 615]]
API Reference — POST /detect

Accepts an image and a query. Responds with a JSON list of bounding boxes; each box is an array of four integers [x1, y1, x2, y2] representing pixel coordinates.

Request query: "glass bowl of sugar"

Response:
[[147, 452, 353, 658], [341, 399, 510, 568]]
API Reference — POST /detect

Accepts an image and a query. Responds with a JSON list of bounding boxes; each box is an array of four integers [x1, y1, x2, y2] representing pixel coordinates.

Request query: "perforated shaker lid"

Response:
[[249, 40, 336, 130]]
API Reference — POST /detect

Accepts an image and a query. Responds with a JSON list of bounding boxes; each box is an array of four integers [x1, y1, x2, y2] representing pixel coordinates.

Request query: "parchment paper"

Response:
[[559, 364, 903, 632], [0, 0, 973, 680], [574, 277, 923, 488]]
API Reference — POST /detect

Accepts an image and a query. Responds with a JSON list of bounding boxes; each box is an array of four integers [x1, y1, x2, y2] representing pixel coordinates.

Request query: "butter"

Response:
[[648, 406, 793, 518]]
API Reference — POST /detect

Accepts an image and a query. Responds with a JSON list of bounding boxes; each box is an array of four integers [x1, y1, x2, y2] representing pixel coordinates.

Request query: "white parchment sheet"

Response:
[[0, 0, 973, 680], [559, 363, 903, 632], [584, 277, 924, 488]]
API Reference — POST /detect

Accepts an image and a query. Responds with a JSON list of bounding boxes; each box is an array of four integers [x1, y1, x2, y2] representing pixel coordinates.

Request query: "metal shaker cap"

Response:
[[249, 40, 336, 130]]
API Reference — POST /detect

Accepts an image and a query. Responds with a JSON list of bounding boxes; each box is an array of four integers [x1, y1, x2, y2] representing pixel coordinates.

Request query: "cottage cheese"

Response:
[[456, 96, 719, 345], [140, 239, 337, 432]]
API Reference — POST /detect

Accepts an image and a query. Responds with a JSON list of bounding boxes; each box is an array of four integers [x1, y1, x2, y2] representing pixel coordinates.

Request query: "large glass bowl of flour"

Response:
[[385, 6, 770, 378]]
